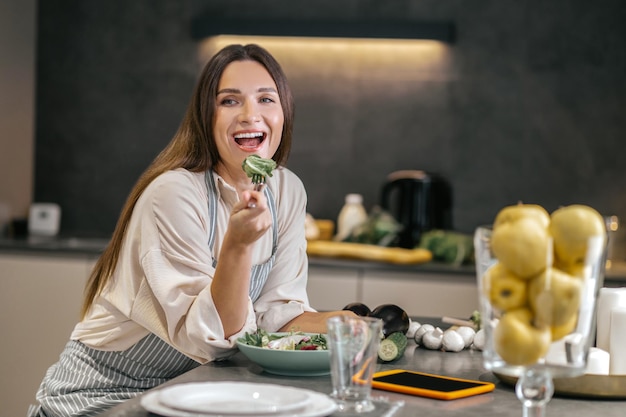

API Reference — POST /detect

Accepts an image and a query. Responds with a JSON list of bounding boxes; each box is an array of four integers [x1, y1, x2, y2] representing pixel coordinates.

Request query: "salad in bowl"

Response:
[[237, 329, 330, 376]]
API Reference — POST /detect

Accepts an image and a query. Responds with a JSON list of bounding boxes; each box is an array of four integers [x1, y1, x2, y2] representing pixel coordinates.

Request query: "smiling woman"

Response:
[[212, 59, 284, 185], [26, 43, 353, 417]]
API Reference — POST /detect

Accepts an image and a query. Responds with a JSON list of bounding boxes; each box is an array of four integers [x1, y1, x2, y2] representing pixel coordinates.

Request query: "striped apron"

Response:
[[205, 170, 278, 303], [27, 170, 278, 417]]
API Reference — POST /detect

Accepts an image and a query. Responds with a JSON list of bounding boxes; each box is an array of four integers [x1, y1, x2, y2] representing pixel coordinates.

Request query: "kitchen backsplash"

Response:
[[33, 1, 626, 253]]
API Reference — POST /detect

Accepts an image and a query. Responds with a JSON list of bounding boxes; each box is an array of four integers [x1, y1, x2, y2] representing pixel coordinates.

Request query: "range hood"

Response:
[[190, 17, 455, 43]]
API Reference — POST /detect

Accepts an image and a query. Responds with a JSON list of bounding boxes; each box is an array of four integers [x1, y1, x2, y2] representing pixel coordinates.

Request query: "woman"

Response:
[[28, 44, 352, 417]]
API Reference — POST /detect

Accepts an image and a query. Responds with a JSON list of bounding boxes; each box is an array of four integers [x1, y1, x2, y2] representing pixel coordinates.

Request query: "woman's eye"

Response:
[[260, 97, 276, 104], [219, 97, 238, 106]]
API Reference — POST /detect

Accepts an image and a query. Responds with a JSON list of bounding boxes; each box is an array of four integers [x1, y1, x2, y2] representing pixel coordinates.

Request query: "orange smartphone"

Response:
[[371, 369, 495, 400]]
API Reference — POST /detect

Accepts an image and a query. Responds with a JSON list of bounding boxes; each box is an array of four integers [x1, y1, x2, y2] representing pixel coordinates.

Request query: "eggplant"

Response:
[[370, 304, 410, 337], [342, 302, 371, 317]]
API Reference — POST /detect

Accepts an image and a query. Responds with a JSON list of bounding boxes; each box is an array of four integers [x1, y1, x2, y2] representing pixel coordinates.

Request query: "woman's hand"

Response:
[[227, 189, 272, 245]]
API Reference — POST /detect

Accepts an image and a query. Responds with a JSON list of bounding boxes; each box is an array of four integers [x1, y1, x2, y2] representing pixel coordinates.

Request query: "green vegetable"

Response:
[[239, 329, 274, 347], [343, 206, 402, 246], [470, 310, 482, 330], [418, 230, 474, 265], [306, 334, 328, 350], [242, 154, 276, 184], [238, 329, 328, 350], [378, 332, 408, 362]]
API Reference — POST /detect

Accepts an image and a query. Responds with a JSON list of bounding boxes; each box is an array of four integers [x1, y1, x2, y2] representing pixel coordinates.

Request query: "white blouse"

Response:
[[71, 167, 315, 363]]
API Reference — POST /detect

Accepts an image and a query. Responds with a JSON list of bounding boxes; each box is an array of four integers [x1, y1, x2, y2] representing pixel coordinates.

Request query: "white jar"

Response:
[[335, 193, 367, 241]]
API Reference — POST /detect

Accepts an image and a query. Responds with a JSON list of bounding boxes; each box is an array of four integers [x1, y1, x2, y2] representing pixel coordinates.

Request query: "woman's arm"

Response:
[[279, 310, 357, 334], [212, 188, 272, 337]]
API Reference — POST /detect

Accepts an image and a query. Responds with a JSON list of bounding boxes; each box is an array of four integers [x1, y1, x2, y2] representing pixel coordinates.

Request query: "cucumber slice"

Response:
[[378, 332, 408, 362], [378, 339, 400, 362]]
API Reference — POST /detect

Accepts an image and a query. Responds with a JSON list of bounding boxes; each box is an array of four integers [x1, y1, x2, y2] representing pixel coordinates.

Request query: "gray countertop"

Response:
[[96, 329, 625, 417], [2, 236, 626, 283], [0, 236, 110, 255], [0, 236, 475, 275]]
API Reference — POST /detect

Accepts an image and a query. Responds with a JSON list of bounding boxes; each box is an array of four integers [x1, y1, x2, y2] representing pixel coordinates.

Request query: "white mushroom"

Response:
[[414, 323, 435, 344], [456, 326, 476, 348], [442, 329, 465, 352], [422, 327, 444, 350], [472, 328, 486, 351], [406, 320, 421, 339]]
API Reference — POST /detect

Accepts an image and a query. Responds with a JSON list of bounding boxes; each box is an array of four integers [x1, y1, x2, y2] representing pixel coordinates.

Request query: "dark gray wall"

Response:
[[35, 0, 626, 240]]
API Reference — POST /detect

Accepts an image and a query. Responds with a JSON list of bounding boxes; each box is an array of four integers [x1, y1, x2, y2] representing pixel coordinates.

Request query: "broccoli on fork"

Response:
[[242, 154, 276, 185]]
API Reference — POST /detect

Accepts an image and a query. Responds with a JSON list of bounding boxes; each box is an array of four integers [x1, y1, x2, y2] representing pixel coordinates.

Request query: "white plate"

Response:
[[158, 382, 310, 415], [141, 387, 337, 417]]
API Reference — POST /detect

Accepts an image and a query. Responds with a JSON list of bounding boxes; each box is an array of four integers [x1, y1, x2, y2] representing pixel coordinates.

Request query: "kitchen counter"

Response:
[[0, 235, 110, 255], [2, 236, 626, 283], [0, 236, 475, 275], [95, 319, 625, 417]]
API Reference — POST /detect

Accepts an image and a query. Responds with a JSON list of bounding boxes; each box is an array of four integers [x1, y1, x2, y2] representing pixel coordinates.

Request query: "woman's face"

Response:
[[213, 60, 284, 181]]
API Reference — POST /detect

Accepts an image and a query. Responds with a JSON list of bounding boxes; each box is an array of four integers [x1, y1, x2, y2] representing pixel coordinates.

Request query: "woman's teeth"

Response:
[[234, 132, 264, 139], [234, 132, 264, 148]]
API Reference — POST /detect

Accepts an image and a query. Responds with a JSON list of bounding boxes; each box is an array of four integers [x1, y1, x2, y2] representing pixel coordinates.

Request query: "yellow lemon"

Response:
[[528, 267, 582, 327], [484, 262, 528, 311], [549, 204, 606, 267], [491, 216, 550, 279], [551, 312, 578, 342], [494, 203, 550, 229], [494, 308, 551, 366]]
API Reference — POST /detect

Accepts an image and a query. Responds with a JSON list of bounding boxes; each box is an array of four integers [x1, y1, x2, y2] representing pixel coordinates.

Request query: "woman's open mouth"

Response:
[[234, 132, 266, 150]]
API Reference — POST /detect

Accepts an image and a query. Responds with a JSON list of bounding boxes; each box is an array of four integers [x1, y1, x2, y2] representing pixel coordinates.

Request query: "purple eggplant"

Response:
[[371, 304, 410, 337], [342, 302, 372, 317]]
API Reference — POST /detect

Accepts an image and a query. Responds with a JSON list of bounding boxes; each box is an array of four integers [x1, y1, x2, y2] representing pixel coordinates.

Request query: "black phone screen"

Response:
[[373, 371, 488, 392]]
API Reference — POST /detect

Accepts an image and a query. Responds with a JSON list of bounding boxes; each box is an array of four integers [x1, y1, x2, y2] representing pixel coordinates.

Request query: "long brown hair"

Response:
[[81, 44, 295, 317]]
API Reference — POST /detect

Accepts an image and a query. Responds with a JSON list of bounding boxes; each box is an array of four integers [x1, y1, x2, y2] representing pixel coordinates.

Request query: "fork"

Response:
[[247, 175, 266, 208]]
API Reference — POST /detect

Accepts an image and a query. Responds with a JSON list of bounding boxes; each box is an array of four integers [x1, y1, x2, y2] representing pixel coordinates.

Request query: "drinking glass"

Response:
[[326, 315, 382, 413], [474, 226, 606, 417]]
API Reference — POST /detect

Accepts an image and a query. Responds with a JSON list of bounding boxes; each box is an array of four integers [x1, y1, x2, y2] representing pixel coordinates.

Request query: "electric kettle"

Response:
[[380, 170, 453, 249]]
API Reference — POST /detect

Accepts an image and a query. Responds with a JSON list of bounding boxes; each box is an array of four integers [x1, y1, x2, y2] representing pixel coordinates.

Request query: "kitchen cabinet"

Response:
[[307, 261, 478, 317], [0, 253, 97, 417], [306, 266, 361, 311], [307, 258, 626, 321], [362, 270, 478, 317]]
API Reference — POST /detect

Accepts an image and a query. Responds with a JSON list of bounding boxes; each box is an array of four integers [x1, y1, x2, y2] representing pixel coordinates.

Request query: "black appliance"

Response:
[[380, 170, 453, 249]]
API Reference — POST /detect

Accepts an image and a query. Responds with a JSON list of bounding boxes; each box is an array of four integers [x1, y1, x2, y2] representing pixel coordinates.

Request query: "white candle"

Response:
[[545, 339, 567, 366], [596, 287, 626, 352], [609, 307, 626, 375], [586, 347, 610, 375]]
